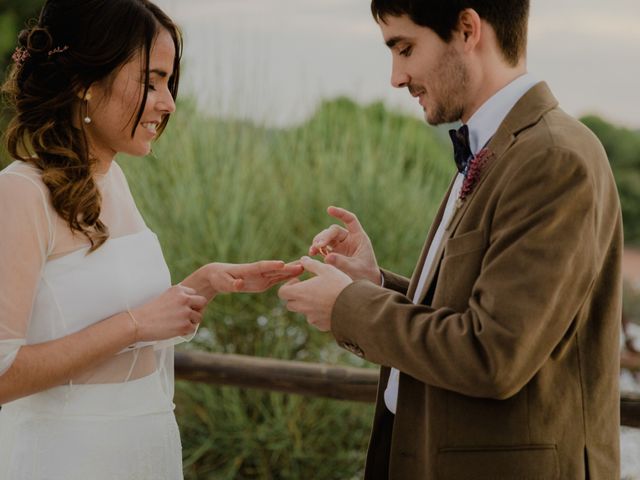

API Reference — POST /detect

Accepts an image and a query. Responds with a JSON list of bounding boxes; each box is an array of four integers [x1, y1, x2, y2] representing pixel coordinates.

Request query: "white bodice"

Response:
[[0, 160, 181, 417], [31, 229, 170, 344]]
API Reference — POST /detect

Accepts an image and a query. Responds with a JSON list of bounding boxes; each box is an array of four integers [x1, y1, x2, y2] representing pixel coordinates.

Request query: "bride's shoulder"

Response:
[[0, 160, 48, 203], [1, 159, 42, 176]]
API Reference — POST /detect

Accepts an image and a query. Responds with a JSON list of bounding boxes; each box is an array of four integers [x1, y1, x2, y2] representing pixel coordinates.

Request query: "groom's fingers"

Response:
[[324, 252, 352, 273], [327, 206, 365, 234], [284, 300, 303, 314], [278, 278, 300, 302], [300, 256, 332, 276], [310, 225, 348, 255]]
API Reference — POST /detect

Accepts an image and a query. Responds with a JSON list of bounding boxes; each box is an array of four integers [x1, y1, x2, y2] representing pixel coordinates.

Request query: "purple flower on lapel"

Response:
[[459, 147, 493, 202]]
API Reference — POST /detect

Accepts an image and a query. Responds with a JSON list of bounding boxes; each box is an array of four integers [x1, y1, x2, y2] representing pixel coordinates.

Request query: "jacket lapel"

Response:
[[412, 81, 559, 305]]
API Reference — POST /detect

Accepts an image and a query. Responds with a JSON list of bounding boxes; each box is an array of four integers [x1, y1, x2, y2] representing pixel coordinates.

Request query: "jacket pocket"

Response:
[[443, 228, 486, 259], [432, 229, 486, 311], [436, 444, 559, 480]]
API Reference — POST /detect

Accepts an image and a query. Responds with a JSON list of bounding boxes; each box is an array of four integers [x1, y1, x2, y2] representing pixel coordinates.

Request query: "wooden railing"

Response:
[[175, 351, 640, 429], [174, 350, 377, 402]]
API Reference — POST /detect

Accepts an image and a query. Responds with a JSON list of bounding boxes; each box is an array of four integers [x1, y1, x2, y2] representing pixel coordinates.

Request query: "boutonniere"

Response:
[[456, 148, 494, 208]]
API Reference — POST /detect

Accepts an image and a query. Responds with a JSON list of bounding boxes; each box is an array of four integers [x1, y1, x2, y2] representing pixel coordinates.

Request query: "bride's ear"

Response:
[[75, 86, 93, 101]]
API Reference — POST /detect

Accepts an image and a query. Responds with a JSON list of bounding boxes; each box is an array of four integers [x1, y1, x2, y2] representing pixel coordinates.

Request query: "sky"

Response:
[[154, 0, 640, 129]]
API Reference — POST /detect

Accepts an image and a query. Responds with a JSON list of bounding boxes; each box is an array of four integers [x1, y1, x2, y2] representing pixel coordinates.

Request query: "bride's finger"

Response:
[[262, 264, 303, 278], [188, 294, 208, 310], [213, 271, 241, 292], [263, 275, 300, 287], [263, 270, 302, 279], [254, 260, 286, 273]]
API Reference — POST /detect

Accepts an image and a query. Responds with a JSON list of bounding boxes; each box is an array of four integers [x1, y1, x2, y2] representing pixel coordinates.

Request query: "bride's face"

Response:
[[84, 28, 177, 168]]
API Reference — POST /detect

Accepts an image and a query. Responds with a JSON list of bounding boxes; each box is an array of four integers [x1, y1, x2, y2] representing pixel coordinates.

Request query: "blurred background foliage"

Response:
[[2, 1, 640, 479], [581, 116, 640, 245]]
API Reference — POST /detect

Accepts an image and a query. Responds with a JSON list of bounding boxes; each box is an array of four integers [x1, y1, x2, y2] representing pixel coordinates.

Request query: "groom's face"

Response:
[[379, 14, 469, 125]]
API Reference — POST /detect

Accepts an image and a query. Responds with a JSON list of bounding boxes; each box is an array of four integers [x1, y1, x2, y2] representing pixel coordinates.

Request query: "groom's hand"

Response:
[[278, 256, 352, 332], [309, 206, 381, 285]]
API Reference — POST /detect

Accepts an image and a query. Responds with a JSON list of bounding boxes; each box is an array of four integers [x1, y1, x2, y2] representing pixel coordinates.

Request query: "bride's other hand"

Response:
[[132, 285, 207, 342]]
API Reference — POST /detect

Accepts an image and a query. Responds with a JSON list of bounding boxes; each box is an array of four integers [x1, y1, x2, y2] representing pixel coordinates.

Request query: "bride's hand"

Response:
[[132, 285, 207, 342], [181, 261, 304, 300], [204, 261, 304, 294]]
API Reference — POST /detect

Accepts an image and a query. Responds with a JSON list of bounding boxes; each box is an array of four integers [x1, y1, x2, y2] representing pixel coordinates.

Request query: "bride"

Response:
[[0, 1, 301, 479]]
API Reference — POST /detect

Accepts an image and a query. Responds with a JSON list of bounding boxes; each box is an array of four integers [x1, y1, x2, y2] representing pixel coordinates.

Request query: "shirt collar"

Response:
[[466, 72, 538, 154]]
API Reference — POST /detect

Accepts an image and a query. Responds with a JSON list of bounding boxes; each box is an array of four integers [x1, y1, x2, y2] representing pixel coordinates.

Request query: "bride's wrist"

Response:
[[125, 309, 140, 343], [203, 263, 221, 298]]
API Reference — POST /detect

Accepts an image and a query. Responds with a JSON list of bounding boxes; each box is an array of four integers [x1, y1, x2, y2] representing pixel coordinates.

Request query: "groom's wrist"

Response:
[[366, 266, 383, 286]]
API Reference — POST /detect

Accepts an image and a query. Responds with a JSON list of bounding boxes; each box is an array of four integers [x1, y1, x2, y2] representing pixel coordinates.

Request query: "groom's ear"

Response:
[[456, 8, 482, 52]]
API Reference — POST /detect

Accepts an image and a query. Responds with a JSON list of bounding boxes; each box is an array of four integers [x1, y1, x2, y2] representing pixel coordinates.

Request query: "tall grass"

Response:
[[118, 97, 452, 479]]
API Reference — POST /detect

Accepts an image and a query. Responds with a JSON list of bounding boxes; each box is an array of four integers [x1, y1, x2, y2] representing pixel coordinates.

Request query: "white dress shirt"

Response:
[[384, 73, 539, 414]]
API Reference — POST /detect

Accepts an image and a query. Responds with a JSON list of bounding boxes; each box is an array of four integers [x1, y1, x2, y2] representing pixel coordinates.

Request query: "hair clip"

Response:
[[48, 45, 69, 56], [11, 47, 30, 67]]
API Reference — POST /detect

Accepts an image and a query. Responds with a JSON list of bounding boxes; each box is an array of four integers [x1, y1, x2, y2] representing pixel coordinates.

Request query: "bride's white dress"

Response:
[[0, 161, 186, 480]]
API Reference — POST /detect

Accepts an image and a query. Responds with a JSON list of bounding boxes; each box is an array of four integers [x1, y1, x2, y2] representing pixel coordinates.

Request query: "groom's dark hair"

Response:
[[370, 0, 529, 66]]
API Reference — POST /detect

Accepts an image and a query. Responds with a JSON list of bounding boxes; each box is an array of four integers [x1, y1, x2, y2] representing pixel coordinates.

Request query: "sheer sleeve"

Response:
[[0, 170, 52, 376]]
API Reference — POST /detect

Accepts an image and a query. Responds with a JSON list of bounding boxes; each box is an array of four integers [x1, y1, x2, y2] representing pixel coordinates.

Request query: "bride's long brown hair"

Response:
[[2, 0, 182, 252]]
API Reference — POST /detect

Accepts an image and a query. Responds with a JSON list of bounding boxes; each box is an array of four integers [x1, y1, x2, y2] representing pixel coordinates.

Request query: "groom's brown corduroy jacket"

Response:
[[331, 82, 622, 480]]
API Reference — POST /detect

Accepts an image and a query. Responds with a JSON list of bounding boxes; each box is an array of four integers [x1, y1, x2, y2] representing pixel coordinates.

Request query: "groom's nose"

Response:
[[391, 60, 410, 88]]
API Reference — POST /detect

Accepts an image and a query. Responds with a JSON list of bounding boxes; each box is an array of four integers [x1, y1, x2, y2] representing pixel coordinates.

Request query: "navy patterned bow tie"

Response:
[[449, 124, 472, 174]]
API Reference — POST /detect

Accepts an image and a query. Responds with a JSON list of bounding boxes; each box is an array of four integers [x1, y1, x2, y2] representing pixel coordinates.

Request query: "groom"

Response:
[[279, 1, 622, 479]]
